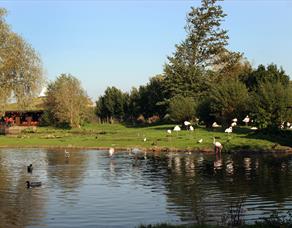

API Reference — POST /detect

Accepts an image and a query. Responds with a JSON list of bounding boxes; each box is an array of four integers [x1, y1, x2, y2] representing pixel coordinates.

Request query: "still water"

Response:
[[0, 148, 292, 227]]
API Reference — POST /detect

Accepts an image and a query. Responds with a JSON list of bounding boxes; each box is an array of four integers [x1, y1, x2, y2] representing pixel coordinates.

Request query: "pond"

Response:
[[0, 148, 292, 227]]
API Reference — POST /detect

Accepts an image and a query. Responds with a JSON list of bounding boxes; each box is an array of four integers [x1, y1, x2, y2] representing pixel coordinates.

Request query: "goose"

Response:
[[167, 129, 172, 134], [64, 149, 70, 158], [26, 181, 42, 188], [109, 147, 115, 157], [189, 126, 194, 131], [27, 164, 33, 173], [197, 138, 203, 143], [213, 137, 223, 153]]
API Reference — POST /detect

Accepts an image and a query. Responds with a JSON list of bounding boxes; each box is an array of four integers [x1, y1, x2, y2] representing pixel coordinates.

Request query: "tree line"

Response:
[[0, 1, 291, 130], [95, 0, 292, 130]]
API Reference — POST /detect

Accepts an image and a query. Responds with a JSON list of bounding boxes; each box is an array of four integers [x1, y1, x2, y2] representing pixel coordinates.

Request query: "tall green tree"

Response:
[[169, 95, 196, 123], [251, 81, 292, 129], [0, 8, 44, 111], [137, 75, 166, 118], [240, 64, 289, 91], [163, 0, 230, 100], [45, 74, 90, 128], [208, 80, 249, 126], [96, 86, 127, 122]]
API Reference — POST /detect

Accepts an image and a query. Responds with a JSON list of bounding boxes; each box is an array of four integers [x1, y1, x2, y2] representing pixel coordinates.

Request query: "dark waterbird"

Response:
[[27, 164, 33, 173], [26, 181, 42, 188]]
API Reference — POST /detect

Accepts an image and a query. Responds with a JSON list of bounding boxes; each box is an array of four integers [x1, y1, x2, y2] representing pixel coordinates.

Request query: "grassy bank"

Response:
[[0, 123, 291, 152]]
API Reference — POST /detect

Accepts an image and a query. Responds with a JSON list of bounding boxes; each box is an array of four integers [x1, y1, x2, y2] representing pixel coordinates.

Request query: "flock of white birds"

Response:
[[165, 115, 292, 153]]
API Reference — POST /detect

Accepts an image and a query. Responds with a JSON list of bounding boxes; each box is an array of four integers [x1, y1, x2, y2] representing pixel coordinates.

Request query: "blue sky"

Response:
[[0, 0, 291, 100]]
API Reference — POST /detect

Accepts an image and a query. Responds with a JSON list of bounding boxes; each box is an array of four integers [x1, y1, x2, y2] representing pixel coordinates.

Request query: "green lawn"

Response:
[[0, 123, 291, 152]]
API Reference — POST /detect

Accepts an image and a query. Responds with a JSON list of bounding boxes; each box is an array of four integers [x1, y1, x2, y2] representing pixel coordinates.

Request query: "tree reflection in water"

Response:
[[139, 152, 292, 224], [1, 149, 292, 227], [0, 149, 48, 228]]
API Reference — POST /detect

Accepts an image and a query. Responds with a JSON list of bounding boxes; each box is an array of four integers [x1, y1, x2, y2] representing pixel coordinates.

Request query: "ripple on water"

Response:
[[1, 149, 292, 227]]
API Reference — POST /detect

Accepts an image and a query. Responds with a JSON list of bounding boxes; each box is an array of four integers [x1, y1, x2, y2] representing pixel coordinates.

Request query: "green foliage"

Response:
[[251, 81, 292, 129], [208, 80, 249, 125], [137, 75, 166, 118], [185, 0, 228, 68], [197, 98, 214, 127], [240, 64, 289, 91], [169, 96, 196, 123], [163, 0, 229, 100], [96, 86, 128, 122], [45, 74, 90, 128], [163, 63, 208, 99]]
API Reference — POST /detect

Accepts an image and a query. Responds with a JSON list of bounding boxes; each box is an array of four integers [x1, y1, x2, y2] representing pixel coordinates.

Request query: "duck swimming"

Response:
[[27, 164, 33, 173], [26, 181, 42, 188]]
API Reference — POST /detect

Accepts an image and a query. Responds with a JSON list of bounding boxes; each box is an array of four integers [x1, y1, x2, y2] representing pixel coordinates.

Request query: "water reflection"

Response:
[[0, 149, 292, 227], [0, 149, 48, 228]]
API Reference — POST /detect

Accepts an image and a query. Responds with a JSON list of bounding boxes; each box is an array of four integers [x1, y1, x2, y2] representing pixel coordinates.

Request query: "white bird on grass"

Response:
[[231, 122, 237, 127], [212, 122, 220, 128], [143, 137, 147, 142], [197, 138, 203, 143], [173, 125, 181, 131], [184, 121, 191, 126], [225, 127, 232, 134], [189, 126, 194, 131], [243, 115, 250, 125], [167, 129, 172, 134]]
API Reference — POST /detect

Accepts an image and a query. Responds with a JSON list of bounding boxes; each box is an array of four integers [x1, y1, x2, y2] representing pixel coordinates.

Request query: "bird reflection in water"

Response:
[[213, 148, 223, 171], [226, 159, 234, 175]]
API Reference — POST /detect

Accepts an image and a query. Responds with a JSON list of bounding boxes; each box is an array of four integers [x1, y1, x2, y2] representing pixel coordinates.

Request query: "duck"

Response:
[[27, 164, 33, 173], [26, 181, 42, 188]]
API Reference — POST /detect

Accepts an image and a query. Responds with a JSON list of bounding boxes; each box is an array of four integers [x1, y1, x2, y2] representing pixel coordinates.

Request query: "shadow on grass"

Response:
[[121, 122, 174, 130], [243, 129, 292, 148]]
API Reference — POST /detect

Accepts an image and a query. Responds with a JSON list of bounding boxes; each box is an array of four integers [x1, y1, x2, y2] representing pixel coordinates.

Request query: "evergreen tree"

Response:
[[163, 0, 229, 100]]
